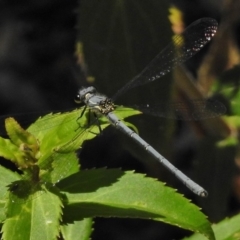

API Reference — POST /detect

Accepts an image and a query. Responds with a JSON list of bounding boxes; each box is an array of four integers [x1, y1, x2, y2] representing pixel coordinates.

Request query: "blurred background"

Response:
[[0, 0, 240, 239]]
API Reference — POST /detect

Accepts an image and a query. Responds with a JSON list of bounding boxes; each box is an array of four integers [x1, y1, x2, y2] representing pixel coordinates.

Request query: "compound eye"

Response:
[[74, 94, 81, 104]]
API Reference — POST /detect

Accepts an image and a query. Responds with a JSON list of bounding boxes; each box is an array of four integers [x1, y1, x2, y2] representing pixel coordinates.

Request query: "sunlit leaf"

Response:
[[58, 169, 214, 240], [2, 184, 62, 240], [183, 213, 240, 240]]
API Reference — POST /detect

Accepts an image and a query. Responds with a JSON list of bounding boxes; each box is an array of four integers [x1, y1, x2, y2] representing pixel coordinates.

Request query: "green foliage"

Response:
[[214, 66, 240, 117], [212, 66, 240, 148], [0, 107, 216, 240], [183, 213, 240, 240]]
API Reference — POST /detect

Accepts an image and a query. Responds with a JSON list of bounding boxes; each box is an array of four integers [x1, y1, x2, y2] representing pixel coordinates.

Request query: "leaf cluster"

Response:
[[0, 107, 233, 240]]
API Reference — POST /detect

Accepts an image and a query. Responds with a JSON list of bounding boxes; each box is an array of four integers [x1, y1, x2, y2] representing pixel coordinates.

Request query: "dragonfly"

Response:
[[8, 17, 225, 201], [71, 18, 222, 197]]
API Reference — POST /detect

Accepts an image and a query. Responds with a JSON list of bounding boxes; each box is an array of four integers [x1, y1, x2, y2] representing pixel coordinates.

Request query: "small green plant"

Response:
[[0, 107, 238, 240]]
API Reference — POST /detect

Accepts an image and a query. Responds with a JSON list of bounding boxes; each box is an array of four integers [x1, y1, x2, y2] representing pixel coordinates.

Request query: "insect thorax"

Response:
[[96, 98, 115, 114]]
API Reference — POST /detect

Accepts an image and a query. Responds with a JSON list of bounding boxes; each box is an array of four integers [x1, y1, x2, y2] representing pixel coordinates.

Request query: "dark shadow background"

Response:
[[0, 0, 79, 115], [0, 0, 239, 240]]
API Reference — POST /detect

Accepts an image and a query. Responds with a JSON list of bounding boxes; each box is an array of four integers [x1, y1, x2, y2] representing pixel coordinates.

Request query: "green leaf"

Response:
[[0, 137, 28, 168], [26, 106, 140, 174], [2, 184, 62, 240], [0, 118, 39, 169], [0, 106, 140, 192], [212, 69, 240, 116], [27, 109, 85, 159], [216, 116, 240, 147], [216, 135, 238, 148], [114, 106, 142, 120], [47, 152, 80, 183], [114, 106, 142, 133], [26, 106, 140, 145], [0, 166, 21, 223], [182, 213, 240, 240], [54, 106, 141, 153], [57, 169, 214, 240], [60, 218, 93, 240], [5, 118, 38, 147]]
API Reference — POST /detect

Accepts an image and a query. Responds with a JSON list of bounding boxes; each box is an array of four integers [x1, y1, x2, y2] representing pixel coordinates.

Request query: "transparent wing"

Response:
[[3, 18, 220, 202], [113, 18, 218, 100], [128, 99, 226, 121], [6, 97, 226, 203]]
